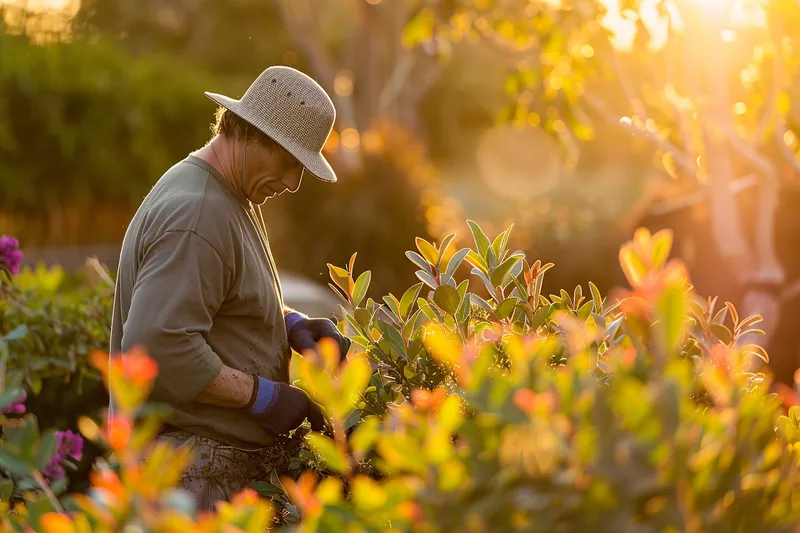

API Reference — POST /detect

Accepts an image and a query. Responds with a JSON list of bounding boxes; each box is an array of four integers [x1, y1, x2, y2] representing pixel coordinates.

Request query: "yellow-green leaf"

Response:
[[433, 284, 461, 315], [437, 395, 464, 433], [742, 344, 769, 363], [351, 476, 388, 511], [650, 229, 673, 269], [306, 433, 350, 474], [335, 355, 372, 419], [350, 416, 380, 454], [657, 284, 686, 353], [327, 263, 351, 294], [416, 237, 440, 267]]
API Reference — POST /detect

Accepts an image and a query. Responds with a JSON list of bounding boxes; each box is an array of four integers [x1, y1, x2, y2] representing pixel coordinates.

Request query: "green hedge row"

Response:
[[0, 33, 218, 216]]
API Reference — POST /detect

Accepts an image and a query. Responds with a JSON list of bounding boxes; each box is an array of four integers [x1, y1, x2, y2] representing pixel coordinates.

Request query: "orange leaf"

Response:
[[513, 389, 537, 413], [105, 416, 133, 452], [39, 513, 75, 533]]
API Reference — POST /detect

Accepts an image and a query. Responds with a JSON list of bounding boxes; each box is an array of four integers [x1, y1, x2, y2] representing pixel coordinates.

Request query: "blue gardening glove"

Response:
[[243, 376, 326, 435], [285, 312, 351, 361]]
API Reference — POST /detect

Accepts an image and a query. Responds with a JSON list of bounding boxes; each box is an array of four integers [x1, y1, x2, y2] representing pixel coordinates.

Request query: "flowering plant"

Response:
[[0, 237, 22, 282]]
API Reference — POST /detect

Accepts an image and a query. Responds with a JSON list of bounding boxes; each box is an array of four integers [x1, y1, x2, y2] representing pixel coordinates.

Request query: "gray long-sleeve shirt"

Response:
[[110, 155, 290, 448]]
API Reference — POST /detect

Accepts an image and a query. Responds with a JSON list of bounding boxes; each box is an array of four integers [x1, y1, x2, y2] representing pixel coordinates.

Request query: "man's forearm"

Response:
[[193, 364, 255, 409]]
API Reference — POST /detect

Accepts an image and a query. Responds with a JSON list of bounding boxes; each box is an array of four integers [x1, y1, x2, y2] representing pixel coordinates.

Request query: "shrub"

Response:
[[0, 260, 113, 494], [278, 222, 800, 532], [1, 223, 798, 532], [0, 33, 218, 246]]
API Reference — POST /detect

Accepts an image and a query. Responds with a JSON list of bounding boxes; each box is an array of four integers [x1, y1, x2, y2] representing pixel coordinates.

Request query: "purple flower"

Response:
[[43, 463, 65, 483], [56, 429, 83, 461], [2, 391, 26, 415], [0, 236, 22, 276], [42, 430, 85, 483]]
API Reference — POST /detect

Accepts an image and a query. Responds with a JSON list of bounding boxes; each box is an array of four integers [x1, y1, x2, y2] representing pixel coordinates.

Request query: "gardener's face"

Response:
[[243, 139, 304, 205]]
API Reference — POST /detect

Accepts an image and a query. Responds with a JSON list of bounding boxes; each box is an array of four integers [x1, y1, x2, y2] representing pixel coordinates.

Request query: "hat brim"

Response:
[[204, 91, 337, 183]]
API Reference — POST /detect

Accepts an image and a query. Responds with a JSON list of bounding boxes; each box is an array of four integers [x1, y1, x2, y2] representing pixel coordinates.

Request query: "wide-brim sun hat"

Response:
[[205, 65, 338, 183]]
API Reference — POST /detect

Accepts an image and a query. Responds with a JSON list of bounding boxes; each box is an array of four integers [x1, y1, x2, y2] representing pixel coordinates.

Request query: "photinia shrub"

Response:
[[277, 222, 800, 532]]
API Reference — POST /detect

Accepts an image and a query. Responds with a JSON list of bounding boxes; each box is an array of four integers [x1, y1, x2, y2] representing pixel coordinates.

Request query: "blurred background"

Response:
[[2, 0, 800, 386]]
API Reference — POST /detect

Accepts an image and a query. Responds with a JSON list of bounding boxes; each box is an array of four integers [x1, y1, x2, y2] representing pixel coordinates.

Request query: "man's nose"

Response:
[[285, 168, 304, 193]]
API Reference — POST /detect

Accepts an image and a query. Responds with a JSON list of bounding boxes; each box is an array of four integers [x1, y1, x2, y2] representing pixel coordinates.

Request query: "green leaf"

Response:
[[399, 283, 424, 321], [456, 293, 471, 323], [710, 323, 733, 345], [589, 281, 603, 312], [306, 433, 349, 474], [344, 409, 363, 431], [354, 308, 372, 328], [0, 389, 25, 411], [491, 255, 523, 288], [471, 294, 494, 313], [415, 270, 438, 290], [352, 271, 372, 308], [657, 285, 686, 352], [2, 325, 27, 342], [467, 220, 492, 259], [495, 298, 519, 319], [0, 479, 13, 501], [34, 430, 57, 471], [350, 416, 380, 454], [437, 234, 456, 269], [444, 248, 471, 278], [416, 237, 440, 267], [336, 356, 371, 419], [0, 448, 32, 477], [650, 230, 673, 269], [491, 224, 514, 259], [406, 251, 429, 271], [433, 285, 461, 315], [252, 481, 286, 498], [382, 295, 401, 318]]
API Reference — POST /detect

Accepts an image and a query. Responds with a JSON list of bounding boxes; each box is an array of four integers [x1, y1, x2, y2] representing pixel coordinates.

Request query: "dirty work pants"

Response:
[[154, 430, 281, 511]]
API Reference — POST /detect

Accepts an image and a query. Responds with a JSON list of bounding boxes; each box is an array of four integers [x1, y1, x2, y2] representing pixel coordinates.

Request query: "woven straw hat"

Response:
[[205, 66, 338, 183]]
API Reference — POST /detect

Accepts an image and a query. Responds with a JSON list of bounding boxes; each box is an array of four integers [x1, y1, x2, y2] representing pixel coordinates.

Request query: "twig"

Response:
[[775, 124, 800, 173], [581, 92, 697, 178], [32, 471, 65, 514], [780, 278, 800, 303], [85, 257, 115, 289], [752, 44, 782, 143], [648, 174, 758, 216]]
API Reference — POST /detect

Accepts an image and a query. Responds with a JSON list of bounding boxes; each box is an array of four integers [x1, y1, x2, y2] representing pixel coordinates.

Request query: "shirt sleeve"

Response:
[[121, 229, 230, 403]]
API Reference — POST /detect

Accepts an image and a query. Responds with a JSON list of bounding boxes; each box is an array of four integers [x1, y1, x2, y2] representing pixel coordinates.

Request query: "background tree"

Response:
[[409, 0, 800, 378]]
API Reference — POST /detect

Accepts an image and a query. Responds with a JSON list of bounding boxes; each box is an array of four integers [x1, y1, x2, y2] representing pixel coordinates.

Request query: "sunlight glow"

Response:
[[0, 0, 74, 12], [597, 0, 767, 52]]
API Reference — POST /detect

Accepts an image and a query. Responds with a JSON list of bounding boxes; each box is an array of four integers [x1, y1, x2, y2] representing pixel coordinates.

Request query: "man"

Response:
[[109, 66, 351, 510]]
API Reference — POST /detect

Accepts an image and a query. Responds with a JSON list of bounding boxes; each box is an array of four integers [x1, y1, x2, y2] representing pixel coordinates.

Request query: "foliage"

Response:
[[277, 221, 800, 532], [0, 32, 218, 246], [0, 347, 275, 533], [0, 261, 112, 493], [0, 263, 111, 398]]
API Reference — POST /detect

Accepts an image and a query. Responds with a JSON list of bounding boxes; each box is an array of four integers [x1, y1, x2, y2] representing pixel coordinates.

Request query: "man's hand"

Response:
[[243, 376, 326, 435], [285, 313, 351, 361]]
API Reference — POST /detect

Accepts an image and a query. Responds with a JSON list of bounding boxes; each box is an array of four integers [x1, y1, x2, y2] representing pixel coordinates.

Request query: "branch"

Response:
[[581, 91, 697, 178], [751, 45, 782, 143], [648, 174, 758, 216], [775, 124, 800, 173], [664, 43, 697, 171]]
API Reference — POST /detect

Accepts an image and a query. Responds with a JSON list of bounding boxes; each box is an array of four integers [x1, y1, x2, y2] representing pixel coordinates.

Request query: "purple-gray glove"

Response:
[[285, 312, 351, 361], [242, 376, 326, 435]]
